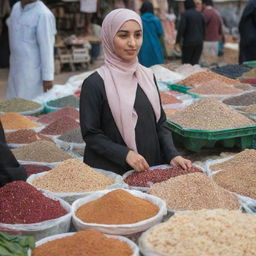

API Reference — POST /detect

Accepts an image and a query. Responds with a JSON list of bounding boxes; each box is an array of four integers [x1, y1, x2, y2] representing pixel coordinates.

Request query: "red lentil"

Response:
[[40, 117, 80, 135], [160, 92, 182, 105], [0, 181, 67, 224], [124, 166, 202, 187], [23, 164, 51, 177]]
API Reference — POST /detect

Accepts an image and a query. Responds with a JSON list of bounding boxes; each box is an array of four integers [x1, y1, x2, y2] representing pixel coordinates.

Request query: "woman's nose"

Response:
[[128, 36, 136, 47]]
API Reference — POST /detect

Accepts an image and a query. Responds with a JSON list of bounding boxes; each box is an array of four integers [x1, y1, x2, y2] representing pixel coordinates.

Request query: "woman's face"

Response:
[[113, 20, 143, 62]]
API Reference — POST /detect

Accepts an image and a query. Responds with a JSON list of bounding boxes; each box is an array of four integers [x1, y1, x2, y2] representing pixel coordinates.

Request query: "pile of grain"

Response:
[[223, 91, 256, 106], [140, 209, 256, 256], [170, 98, 255, 130], [47, 95, 79, 109], [211, 64, 250, 79], [58, 128, 84, 144]]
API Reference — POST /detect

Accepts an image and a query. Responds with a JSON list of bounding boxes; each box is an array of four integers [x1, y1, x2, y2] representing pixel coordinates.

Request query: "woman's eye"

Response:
[[135, 33, 142, 38], [118, 34, 127, 38]]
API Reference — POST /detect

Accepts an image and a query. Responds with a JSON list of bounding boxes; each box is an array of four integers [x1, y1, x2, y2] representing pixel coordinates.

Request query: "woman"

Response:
[[239, 0, 256, 64], [175, 0, 205, 65], [80, 8, 191, 175], [138, 1, 164, 67]]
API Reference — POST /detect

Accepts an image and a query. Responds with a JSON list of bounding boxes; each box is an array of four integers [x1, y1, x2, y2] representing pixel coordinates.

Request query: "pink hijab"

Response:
[[97, 8, 161, 152]]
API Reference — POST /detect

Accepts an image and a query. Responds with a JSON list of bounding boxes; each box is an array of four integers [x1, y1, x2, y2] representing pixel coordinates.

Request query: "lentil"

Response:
[[37, 107, 79, 124], [241, 104, 256, 113], [164, 108, 177, 118], [31, 159, 114, 193], [233, 83, 254, 91], [177, 71, 242, 87], [188, 80, 243, 95], [211, 64, 250, 79], [149, 172, 239, 210], [32, 230, 133, 256], [160, 92, 182, 105], [23, 164, 51, 177], [170, 98, 255, 130], [0, 98, 41, 113], [0, 113, 39, 130], [125, 166, 202, 187], [76, 189, 159, 224], [58, 128, 84, 143], [40, 117, 80, 135], [0, 181, 67, 224], [223, 91, 256, 106], [47, 95, 79, 108], [140, 209, 256, 256], [6, 129, 52, 144], [12, 141, 72, 163]]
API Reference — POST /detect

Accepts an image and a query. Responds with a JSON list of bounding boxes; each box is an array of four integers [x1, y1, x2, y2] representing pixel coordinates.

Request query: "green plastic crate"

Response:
[[243, 61, 256, 68], [166, 83, 193, 93], [167, 121, 256, 152]]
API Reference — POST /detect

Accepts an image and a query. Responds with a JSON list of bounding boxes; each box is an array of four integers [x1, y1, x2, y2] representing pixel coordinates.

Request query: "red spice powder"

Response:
[[0, 181, 67, 224], [160, 92, 182, 105]]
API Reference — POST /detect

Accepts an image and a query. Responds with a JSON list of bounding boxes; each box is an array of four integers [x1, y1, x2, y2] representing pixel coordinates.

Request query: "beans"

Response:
[[211, 64, 250, 79], [0, 181, 67, 224], [31, 159, 114, 193], [47, 95, 79, 108], [170, 98, 255, 130], [58, 128, 84, 143], [0, 98, 41, 113], [223, 91, 256, 106], [148, 172, 239, 210], [0, 113, 39, 130], [40, 117, 80, 135], [12, 141, 72, 163], [140, 209, 256, 256], [124, 166, 202, 187], [37, 107, 79, 124], [23, 164, 51, 177]]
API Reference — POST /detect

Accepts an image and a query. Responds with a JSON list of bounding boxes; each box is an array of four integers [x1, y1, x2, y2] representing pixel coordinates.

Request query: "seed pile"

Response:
[[241, 104, 256, 113], [32, 230, 133, 256], [242, 68, 256, 79], [140, 209, 256, 256], [37, 107, 79, 124], [148, 172, 239, 210], [188, 80, 243, 95], [170, 98, 255, 130], [31, 159, 114, 193], [223, 91, 256, 106], [58, 128, 84, 143], [0, 98, 41, 113], [23, 164, 51, 176], [76, 189, 159, 224], [124, 166, 202, 187], [233, 83, 253, 91], [175, 64, 207, 77], [6, 129, 52, 144], [211, 64, 250, 79], [0, 181, 67, 224], [47, 95, 79, 108], [12, 141, 72, 163], [164, 108, 177, 117], [40, 117, 80, 135], [177, 71, 242, 87], [160, 92, 182, 105], [0, 113, 39, 130]]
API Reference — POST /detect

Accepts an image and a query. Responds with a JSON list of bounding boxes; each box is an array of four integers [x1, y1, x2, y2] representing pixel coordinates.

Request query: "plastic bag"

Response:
[[28, 232, 139, 256], [0, 194, 72, 241], [27, 169, 127, 204], [72, 188, 167, 235]]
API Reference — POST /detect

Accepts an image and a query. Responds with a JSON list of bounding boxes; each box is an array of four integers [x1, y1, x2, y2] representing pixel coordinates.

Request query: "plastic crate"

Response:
[[243, 61, 256, 68], [167, 121, 256, 152]]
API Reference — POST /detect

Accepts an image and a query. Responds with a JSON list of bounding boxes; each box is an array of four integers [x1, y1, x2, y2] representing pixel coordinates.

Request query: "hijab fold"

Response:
[[97, 8, 161, 152]]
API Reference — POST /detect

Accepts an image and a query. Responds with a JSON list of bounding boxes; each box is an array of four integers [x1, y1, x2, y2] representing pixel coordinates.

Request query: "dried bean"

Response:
[[211, 64, 250, 79], [23, 164, 51, 176]]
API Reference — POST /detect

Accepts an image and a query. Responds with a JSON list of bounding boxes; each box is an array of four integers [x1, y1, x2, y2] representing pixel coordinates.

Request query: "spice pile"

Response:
[[37, 107, 79, 124], [6, 129, 52, 144], [47, 95, 79, 109], [223, 91, 256, 106], [58, 128, 84, 144], [148, 172, 239, 210], [31, 159, 114, 193], [140, 209, 256, 256], [188, 80, 243, 95], [124, 165, 202, 187], [164, 108, 177, 117], [40, 117, 80, 135], [23, 164, 51, 176], [0, 113, 39, 130], [175, 64, 207, 78], [159, 92, 182, 105], [32, 230, 133, 256], [12, 141, 72, 163], [211, 64, 250, 79], [170, 98, 255, 130], [210, 149, 256, 199], [150, 65, 183, 82], [76, 189, 159, 224], [0, 98, 41, 113], [0, 181, 67, 224], [240, 104, 256, 113], [177, 71, 242, 87]]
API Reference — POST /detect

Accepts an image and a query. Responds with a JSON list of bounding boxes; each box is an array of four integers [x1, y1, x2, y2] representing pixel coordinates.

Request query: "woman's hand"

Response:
[[126, 150, 149, 172], [170, 156, 192, 170]]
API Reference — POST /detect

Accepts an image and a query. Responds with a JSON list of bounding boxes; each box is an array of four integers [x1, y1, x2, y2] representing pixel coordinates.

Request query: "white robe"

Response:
[[6, 0, 56, 99]]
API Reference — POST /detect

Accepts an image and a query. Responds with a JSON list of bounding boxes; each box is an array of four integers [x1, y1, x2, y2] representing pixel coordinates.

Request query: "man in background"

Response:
[[6, 0, 56, 99]]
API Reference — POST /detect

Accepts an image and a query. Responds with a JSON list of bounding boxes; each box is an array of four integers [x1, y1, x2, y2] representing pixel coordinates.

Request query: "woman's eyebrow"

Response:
[[117, 29, 142, 33]]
